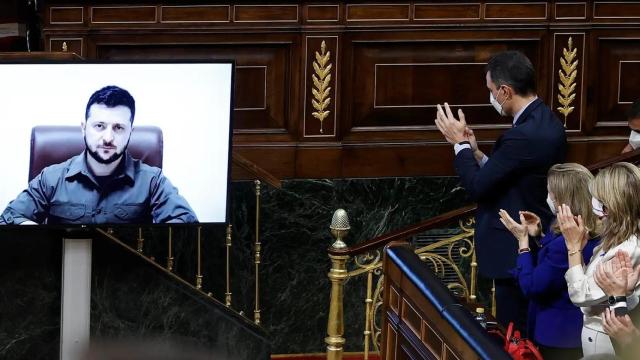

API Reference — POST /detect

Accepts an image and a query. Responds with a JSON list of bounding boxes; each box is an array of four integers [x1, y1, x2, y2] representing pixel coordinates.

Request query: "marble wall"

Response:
[[0, 229, 61, 359], [222, 176, 468, 354], [90, 234, 270, 360]]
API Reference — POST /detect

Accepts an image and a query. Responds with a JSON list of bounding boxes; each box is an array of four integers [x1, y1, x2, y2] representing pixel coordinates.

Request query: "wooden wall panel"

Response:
[[619, 62, 640, 103], [160, 6, 230, 23], [594, 1, 640, 19], [346, 38, 540, 138], [234, 5, 298, 22], [91, 6, 157, 23], [594, 37, 640, 130], [341, 144, 457, 178], [50, 7, 84, 24], [235, 66, 267, 110], [484, 2, 548, 20], [414, 3, 481, 21], [422, 320, 444, 356], [555, 2, 587, 20], [295, 146, 341, 178], [93, 42, 294, 137], [346, 4, 410, 21], [48, 38, 83, 56], [305, 5, 340, 22], [41, 1, 640, 179]]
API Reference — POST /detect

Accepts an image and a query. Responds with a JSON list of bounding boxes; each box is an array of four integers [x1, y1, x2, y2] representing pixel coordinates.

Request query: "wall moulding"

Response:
[[41, 1, 638, 178]]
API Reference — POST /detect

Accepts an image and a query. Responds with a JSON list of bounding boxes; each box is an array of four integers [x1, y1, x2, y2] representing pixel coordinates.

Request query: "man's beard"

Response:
[[85, 138, 129, 165]]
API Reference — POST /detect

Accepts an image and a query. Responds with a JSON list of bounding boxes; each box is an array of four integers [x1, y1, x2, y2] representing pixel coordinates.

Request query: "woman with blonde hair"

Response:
[[500, 163, 600, 359], [560, 162, 640, 356]]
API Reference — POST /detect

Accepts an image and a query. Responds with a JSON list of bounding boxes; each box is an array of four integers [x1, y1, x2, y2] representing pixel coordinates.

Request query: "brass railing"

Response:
[[92, 175, 276, 328], [324, 148, 640, 360], [325, 205, 480, 360], [97, 225, 234, 305]]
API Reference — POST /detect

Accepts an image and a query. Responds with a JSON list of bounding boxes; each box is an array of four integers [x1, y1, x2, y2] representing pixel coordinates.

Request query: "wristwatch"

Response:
[[608, 295, 627, 305], [608, 296, 629, 316]]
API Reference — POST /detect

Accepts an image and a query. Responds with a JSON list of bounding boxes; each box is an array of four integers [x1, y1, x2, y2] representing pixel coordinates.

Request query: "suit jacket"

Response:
[[454, 98, 567, 278], [514, 229, 599, 348]]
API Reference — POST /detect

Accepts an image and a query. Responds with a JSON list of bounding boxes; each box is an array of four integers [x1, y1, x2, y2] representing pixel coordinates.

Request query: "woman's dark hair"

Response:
[[85, 85, 136, 123], [485, 51, 536, 96]]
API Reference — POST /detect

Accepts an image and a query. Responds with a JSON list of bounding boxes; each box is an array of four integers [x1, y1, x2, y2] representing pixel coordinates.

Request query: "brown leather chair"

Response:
[[28, 125, 163, 182]]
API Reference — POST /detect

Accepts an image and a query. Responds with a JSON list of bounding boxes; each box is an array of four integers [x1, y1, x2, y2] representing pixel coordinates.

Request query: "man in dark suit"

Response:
[[435, 51, 567, 329]]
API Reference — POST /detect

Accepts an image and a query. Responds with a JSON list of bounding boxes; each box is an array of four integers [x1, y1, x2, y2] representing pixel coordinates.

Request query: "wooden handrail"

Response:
[[232, 151, 282, 189], [332, 147, 640, 257], [587, 147, 640, 172], [328, 205, 476, 256]]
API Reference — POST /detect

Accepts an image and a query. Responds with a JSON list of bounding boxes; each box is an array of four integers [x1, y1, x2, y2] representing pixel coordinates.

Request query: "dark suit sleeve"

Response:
[[454, 132, 533, 201]]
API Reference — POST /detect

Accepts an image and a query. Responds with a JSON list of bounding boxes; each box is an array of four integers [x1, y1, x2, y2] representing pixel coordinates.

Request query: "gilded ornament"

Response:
[[557, 37, 578, 127], [311, 41, 333, 134]]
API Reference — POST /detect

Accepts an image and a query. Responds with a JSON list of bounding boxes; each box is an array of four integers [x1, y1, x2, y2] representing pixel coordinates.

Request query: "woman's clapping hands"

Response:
[[557, 204, 588, 252]]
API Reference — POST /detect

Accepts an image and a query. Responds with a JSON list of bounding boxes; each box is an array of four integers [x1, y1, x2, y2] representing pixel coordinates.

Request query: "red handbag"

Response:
[[503, 322, 544, 360]]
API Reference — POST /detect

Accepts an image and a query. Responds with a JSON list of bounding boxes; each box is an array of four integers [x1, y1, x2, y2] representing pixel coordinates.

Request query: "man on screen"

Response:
[[0, 85, 198, 225]]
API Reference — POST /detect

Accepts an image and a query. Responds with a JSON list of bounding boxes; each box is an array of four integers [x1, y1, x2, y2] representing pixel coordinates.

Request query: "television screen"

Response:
[[0, 61, 233, 225]]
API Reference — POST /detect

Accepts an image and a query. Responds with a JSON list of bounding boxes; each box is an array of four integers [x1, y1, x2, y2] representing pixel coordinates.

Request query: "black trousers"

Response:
[[538, 344, 583, 360], [494, 277, 529, 336]]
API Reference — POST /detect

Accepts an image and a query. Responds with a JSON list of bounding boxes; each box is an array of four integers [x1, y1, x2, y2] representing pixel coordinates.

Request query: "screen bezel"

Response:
[[0, 58, 235, 228]]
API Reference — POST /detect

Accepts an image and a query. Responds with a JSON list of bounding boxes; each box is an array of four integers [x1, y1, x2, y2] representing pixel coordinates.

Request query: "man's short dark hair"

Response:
[[627, 100, 640, 119], [85, 85, 135, 123], [485, 51, 536, 96]]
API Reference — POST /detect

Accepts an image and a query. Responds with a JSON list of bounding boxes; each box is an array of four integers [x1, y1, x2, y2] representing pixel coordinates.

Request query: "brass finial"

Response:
[[329, 209, 350, 249]]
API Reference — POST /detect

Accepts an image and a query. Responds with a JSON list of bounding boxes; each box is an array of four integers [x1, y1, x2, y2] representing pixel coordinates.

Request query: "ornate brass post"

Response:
[[254, 180, 262, 325], [326, 209, 350, 360], [196, 226, 203, 290], [363, 269, 374, 360], [225, 224, 233, 307], [327, 253, 349, 360], [469, 242, 477, 302], [491, 280, 496, 317], [166, 227, 174, 272], [136, 228, 144, 253]]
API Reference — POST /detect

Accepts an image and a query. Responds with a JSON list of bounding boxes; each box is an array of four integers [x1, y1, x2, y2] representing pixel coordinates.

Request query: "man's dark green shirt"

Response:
[[0, 151, 198, 224]]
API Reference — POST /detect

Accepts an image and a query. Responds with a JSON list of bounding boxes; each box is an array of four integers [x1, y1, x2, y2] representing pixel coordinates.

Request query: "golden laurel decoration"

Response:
[[557, 37, 578, 127], [311, 41, 332, 134]]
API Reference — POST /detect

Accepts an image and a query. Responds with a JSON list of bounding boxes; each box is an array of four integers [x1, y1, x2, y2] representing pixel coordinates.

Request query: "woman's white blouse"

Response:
[[565, 235, 640, 333]]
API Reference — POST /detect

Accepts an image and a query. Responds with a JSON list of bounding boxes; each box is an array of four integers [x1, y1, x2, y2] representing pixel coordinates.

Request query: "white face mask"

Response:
[[489, 89, 507, 116], [546, 193, 557, 215], [629, 130, 640, 150], [592, 197, 605, 218]]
